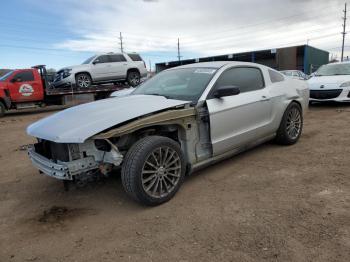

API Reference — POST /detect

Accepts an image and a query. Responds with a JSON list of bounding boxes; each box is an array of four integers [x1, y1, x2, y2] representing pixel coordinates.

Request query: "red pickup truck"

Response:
[[0, 65, 128, 117]]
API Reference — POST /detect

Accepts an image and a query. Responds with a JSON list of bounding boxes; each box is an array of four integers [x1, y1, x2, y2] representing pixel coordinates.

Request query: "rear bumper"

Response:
[[309, 88, 350, 102], [28, 147, 99, 180]]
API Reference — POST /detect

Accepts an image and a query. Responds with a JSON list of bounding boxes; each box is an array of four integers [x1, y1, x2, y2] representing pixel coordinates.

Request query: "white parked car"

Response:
[[308, 62, 350, 102], [27, 62, 309, 205], [53, 53, 147, 88], [281, 70, 309, 80]]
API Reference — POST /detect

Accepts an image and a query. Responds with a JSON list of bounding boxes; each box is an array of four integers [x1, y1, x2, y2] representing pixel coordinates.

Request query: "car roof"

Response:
[[97, 52, 140, 56], [171, 61, 266, 70]]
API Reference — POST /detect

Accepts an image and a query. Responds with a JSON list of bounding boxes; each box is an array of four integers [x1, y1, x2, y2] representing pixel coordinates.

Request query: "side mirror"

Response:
[[214, 85, 240, 98], [93, 59, 100, 65]]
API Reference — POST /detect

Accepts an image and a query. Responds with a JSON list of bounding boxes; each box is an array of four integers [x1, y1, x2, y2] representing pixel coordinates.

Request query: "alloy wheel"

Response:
[[77, 75, 91, 88], [128, 72, 140, 86], [141, 146, 181, 198], [286, 107, 302, 139]]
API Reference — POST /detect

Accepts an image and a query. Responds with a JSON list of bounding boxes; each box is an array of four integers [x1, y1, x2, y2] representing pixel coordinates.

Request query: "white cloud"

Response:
[[50, 0, 347, 60]]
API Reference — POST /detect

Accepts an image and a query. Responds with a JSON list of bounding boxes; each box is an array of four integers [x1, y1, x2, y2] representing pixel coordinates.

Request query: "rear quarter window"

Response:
[[128, 53, 143, 61], [269, 69, 285, 83]]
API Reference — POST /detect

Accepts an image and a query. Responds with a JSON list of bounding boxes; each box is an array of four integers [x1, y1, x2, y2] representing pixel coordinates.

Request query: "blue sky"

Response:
[[0, 0, 193, 70], [0, 0, 93, 69], [0, 0, 348, 70]]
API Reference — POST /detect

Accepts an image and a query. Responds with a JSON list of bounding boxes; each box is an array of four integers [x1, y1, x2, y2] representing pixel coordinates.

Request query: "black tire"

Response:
[[0, 101, 5, 117], [75, 73, 92, 88], [126, 70, 141, 87], [275, 102, 303, 145], [121, 136, 186, 206]]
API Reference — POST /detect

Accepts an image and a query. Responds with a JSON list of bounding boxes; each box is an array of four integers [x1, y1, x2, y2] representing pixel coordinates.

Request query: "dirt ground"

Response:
[[0, 104, 349, 262]]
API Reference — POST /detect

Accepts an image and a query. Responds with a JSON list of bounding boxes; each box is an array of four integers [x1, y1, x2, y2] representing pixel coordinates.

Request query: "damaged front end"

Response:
[[27, 103, 201, 186], [28, 139, 123, 181]]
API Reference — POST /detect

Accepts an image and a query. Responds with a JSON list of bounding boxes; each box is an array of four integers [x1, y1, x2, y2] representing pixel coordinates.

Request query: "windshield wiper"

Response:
[[146, 93, 170, 99]]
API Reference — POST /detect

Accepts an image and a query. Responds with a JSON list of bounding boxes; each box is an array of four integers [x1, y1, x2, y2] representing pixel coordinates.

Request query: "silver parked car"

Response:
[[27, 62, 309, 205], [53, 53, 147, 88]]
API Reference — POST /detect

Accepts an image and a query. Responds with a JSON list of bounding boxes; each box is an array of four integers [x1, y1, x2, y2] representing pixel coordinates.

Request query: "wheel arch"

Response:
[[0, 97, 9, 109], [127, 68, 140, 75], [93, 107, 197, 164], [115, 123, 187, 150], [290, 99, 302, 110], [74, 71, 92, 80]]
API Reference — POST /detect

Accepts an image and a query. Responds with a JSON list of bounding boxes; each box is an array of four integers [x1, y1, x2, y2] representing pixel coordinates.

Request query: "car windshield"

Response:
[[0, 71, 14, 81], [132, 67, 217, 102], [82, 56, 95, 64], [315, 63, 350, 76]]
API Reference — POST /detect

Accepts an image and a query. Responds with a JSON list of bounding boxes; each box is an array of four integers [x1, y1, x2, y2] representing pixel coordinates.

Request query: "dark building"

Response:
[[156, 45, 329, 75]]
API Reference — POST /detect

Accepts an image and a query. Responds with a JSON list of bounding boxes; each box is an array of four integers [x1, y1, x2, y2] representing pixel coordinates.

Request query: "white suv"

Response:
[[53, 53, 147, 88]]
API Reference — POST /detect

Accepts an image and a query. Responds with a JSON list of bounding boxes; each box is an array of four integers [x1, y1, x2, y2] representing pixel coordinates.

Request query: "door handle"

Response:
[[123, 63, 128, 66], [261, 95, 270, 102]]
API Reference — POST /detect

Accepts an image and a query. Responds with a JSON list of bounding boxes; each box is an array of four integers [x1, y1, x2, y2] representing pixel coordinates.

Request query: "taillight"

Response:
[[143, 61, 146, 68]]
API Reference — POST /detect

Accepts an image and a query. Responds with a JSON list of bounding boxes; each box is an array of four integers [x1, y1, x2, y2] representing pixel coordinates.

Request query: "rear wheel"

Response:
[[0, 102, 5, 117], [75, 73, 92, 88], [127, 70, 140, 87], [121, 136, 186, 206], [275, 102, 303, 145]]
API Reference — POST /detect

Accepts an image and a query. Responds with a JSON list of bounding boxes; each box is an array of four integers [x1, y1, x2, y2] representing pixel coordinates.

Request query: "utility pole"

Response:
[[119, 32, 124, 53], [341, 3, 347, 62], [177, 38, 181, 63], [149, 60, 152, 73]]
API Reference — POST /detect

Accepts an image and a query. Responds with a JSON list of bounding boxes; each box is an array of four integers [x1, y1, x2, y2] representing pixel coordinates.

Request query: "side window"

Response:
[[127, 53, 143, 61], [269, 69, 285, 83], [109, 55, 127, 62], [94, 55, 110, 64], [213, 67, 264, 95], [13, 71, 34, 82]]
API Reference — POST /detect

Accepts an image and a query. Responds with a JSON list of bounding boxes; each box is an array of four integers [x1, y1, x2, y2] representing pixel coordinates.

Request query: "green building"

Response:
[[155, 45, 329, 75]]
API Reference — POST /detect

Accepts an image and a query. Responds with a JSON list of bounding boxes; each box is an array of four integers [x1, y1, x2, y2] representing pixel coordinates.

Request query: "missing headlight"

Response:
[[94, 139, 112, 152]]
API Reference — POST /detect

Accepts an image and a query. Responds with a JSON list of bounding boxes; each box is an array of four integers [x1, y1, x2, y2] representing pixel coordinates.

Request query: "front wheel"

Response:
[[0, 102, 6, 117], [275, 102, 303, 145], [126, 71, 140, 87], [121, 136, 186, 206], [75, 73, 92, 88]]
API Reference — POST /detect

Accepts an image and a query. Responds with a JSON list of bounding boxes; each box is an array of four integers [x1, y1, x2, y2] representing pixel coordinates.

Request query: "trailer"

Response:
[[0, 65, 130, 117]]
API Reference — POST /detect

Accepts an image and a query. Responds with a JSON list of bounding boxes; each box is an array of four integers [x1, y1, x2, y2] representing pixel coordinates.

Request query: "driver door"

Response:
[[206, 67, 272, 156], [8, 70, 42, 102]]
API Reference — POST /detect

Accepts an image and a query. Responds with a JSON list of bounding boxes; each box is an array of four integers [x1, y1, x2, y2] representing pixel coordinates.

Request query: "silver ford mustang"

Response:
[[27, 62, 309, 206]]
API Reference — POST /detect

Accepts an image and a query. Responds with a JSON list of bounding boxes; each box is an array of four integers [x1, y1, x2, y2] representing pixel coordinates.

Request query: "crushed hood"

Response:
[[27, 95, 189, 143], [57, 64, 90, 73]]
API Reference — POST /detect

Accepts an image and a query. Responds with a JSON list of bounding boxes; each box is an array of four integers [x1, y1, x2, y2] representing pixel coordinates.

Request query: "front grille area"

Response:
[[53, 71, 63, 82], [310, 89, 342, 99], [34, 140, 70, 162]]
